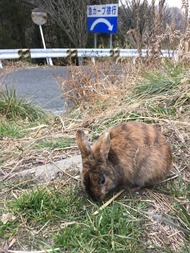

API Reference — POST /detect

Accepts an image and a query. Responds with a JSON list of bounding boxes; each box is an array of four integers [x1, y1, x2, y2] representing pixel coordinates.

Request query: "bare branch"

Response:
[[20, 0, 92, 47]]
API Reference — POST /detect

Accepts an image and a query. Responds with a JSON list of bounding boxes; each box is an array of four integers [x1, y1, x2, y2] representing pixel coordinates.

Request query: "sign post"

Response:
[[31, 8, 53, 66]]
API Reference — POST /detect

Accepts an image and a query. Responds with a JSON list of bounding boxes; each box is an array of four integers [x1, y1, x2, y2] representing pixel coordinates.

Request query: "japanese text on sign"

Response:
[[87, 4, 118, 17]]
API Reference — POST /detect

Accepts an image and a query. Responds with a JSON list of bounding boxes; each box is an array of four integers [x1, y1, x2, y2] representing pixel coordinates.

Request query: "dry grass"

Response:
[[61, 64, 130, 108], [60, 60, 147, 109]]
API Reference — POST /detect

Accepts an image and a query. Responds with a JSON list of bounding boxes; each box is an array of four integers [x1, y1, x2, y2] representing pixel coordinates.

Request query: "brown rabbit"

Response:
[[76, 122, 172, 201]]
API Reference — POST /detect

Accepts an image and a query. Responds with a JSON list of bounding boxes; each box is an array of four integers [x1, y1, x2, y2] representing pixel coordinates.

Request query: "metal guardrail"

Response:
[[0, 48, 177, 60]]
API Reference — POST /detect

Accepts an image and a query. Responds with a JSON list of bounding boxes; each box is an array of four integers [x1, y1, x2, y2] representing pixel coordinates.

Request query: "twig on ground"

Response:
[[162, 165, 188, 183], [93, 189, 124, 215], [145, 212, 190, 235], [54, 115, 65, 132], [31, 125, 49, 138], [0, 158, 24, 182]]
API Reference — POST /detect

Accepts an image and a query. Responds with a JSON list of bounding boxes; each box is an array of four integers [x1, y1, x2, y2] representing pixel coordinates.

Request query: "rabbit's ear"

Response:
[[99, 132, 111, 160], [76, 130, 92, 158]]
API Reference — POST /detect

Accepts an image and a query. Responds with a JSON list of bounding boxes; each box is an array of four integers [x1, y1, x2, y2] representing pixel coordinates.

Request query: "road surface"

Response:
[[0, 66, 71, 114]]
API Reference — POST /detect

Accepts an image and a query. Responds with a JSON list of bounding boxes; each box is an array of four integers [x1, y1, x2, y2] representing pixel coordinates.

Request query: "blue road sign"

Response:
[[87, 4, 118, 34]]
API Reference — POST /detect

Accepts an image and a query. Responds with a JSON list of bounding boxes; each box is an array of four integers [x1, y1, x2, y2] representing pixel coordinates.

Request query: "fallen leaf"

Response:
[[1, 213, 16, 224]]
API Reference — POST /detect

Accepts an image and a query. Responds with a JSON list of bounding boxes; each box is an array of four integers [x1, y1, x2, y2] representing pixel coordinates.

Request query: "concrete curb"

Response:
[[15, 155, 82, 182]]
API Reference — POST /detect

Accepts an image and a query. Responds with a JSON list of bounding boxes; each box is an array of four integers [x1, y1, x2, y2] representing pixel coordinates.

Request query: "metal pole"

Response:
[[39, 25, 53, 66], [92, 33, 97, 65], [110, 34, 113, 48], [94, 33, 97, 48]]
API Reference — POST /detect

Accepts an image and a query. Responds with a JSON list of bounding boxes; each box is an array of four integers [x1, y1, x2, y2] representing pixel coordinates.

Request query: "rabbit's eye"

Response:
[[100, 174, 106, 185]]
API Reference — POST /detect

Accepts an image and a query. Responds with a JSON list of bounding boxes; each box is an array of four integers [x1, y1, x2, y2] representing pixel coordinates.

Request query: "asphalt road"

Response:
[[0, 66, 72, 114]]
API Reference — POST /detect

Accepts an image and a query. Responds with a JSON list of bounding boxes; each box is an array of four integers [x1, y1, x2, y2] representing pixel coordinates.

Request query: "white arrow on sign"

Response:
[[90, 18, 113, 31]]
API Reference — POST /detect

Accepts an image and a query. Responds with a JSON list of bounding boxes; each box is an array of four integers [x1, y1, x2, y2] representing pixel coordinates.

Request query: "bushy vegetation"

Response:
[[0, 88, 47, 122]]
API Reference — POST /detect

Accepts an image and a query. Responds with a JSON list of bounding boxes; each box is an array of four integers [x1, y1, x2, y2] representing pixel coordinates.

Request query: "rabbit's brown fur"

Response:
[[76, 122, 172, 201]]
